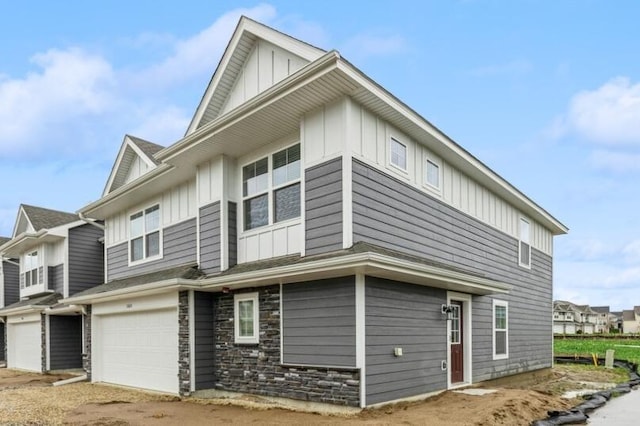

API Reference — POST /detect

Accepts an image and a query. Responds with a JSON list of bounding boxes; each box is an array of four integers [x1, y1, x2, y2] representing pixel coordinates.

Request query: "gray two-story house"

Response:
[[0, 236, 20, 362], [0, 205, 103, 372], [65, 17, 567, 408]]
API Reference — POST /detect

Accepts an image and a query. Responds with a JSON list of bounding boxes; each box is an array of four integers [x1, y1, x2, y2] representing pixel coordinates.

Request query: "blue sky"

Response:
[[1, 1, 639, 310]]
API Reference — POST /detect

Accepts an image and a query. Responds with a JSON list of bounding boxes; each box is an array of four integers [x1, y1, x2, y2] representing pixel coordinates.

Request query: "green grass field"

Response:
[[554, 337, 640, 365]]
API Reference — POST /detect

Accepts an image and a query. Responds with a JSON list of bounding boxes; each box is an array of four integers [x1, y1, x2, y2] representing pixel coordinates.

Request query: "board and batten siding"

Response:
[[346, 98, 552, 255], [68, 224, 104, 296], [305, 157, 343, 255], [199, 202, 221, 274], [352, 159, 554, 382], [282, 277, 356, 367], [49, 315, 82, 370], [48, 265, 64, 295], [365, 277, 447, 405], [2, 261, 20, 306], [194, 291, 215, 390], [104, 179, 196, 247], [107, 218, 197, 281], [220, 39, 309, 116]]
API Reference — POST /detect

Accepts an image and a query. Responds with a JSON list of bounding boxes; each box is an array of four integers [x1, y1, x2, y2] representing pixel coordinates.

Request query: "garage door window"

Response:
[[234, 292, 259, 344]]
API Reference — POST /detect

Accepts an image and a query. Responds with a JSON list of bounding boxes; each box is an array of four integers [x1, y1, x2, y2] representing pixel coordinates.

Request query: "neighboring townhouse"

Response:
[[0, 205, 103, 372], [553, 301, 602, 334], [591, 306, 612, 333], [622, 307, 640, 334], [64, 17, 567, 407], [0, 236, 20, 361], [610, 311, 623, 332]]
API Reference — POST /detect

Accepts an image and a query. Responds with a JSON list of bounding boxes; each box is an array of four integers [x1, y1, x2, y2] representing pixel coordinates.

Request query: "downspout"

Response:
[[78, 212, 105, 230]]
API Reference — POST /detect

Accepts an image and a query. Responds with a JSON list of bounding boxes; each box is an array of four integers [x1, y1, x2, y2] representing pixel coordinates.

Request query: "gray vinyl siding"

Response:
[[199, 202, 221, 274], [352, 158, 554, 383], [194, 291, 215, 390], [3, 261, 19, 306], [365, 277, 447, 405], [48, 315, 82, 370], [68, 225, 104, 295], [305, 157, 343, 255], [107, 218, 197, 281], [48, 265, 64, 295], [228, 202, 237, 268], [282, 276, 356, 367]]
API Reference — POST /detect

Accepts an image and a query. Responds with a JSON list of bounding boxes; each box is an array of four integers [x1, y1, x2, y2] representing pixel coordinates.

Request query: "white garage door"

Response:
[[8, 321, 41, 371], [97, 308, 178, 393]]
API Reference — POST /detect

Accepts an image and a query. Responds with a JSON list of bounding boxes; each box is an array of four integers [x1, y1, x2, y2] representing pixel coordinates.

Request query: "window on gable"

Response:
[[242, 144, 301, 231], [390, 138, 407, 171], [425, 158, 441, 189], [519, 217, 531, 268], [24, 251, 39, 287], [234, 292, 259, 344], [493, 300, 508, 360], [130, 204, 161, 263]]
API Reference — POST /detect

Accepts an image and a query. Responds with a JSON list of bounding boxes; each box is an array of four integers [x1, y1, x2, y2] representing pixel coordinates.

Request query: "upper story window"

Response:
[[130, 204, 161, 263], [390, 138, 407, 171], [242, 144, 301, 231], [24, 250, 39, 287], [425, 158, 441, 189], [519, 217, 531, 268]]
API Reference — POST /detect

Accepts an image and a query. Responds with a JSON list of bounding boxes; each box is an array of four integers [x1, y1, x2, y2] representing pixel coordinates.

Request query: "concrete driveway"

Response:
[[587, 389, 640, 424]]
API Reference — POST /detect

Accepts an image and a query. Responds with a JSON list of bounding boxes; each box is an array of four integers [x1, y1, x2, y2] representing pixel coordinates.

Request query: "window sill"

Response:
[[492, 354, 509, 361]]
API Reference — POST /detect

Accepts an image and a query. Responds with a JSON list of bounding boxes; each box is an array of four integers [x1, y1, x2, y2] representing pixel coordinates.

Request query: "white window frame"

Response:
[[23, 250, 39, 287], [492, 299, 509, 360], [519, 217, 531, 269], [241, 143, 301, 232], [128, 203, 163, 266], [424, 155, 442, 191], [234, 292, 259, 344], [389, 137, 408, 172]]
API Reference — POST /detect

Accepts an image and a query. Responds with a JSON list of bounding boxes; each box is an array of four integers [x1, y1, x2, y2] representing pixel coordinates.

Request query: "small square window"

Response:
[[390, 138, 407, 171], [234, 292, 259, 344], [425, 158, 440, 189]]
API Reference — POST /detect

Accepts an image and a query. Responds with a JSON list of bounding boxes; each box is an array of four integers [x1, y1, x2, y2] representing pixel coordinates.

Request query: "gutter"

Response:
[[44, 304, 86, 315], [63, 279, 202, 305], [0, 304, 49, 317]]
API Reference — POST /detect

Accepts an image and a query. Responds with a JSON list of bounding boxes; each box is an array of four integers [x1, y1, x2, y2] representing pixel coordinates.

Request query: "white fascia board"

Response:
[[12, 206, 35, 239], [334, 60, 568, 236], [43, 304, 85, 315], [126, 136, 159, 169], [61, 279, 200, 305], [158, 51, 341, 163], [0, 304, 48, 317]]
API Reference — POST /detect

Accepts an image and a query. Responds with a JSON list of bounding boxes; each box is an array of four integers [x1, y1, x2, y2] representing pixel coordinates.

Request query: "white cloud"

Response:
[[342, 33, 407, 59], [469, 59, 532, 77], [623, 240, 640, 263], [0, 48, 115, 156], [560, 77, 640, 145], [589, 149, 640, 173], [556, 238, 612, 261], [129, 105, 192, 145]]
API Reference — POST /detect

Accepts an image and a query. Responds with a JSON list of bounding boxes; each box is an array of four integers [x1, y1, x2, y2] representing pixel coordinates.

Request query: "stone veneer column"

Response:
[[178, 291, 191, 395], [40, 314, 46, 372], [83, 305, 92, 380]]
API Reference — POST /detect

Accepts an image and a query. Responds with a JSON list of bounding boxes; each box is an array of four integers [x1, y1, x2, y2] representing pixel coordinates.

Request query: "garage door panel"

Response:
[[96, 308, 178, 394], [8, 321, 41, 371]]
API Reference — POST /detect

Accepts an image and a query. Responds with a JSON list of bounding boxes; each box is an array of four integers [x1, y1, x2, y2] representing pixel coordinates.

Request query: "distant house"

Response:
[[622, 307, 640, 334], [0, 205, 104, 372], [591, 306, 613, 333], [0, 236, 20, 362], [553, 301, 599, 334]]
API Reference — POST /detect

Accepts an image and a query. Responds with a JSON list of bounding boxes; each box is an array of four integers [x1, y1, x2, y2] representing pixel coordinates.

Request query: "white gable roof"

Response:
[[185, 16, 325, 135], [103, 135, 164, 196]]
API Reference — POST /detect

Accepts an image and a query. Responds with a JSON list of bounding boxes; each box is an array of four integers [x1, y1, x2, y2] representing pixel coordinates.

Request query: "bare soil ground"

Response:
[[0, 365, 628, 426]]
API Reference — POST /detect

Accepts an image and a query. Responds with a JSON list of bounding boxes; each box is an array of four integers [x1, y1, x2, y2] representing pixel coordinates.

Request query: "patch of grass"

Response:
[[554, 337, 640, 365]]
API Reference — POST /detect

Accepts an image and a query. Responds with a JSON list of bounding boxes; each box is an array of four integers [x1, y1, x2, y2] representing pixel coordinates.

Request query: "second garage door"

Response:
[[7, 319, 41, 371], [96, 308, 178, 393]]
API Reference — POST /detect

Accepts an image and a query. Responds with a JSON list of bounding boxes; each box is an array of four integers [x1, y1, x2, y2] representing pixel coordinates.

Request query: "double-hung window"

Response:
[[242, 144, 301, 231], [24, 251, 39, 287], [519, 217, 531, 268], [130, 204, 161, 262], [234, 292, 259, 344], [390, 138, 407, 171], [425, 158, 441, 190], [493, 300, 508, 360]]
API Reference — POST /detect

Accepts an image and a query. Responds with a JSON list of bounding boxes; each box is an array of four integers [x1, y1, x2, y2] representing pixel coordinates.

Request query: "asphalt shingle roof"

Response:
[[0, 293, 62, 314], [21, 204, 78, 231], [128, 135, 164, 165], [0, 236, 10, 246]]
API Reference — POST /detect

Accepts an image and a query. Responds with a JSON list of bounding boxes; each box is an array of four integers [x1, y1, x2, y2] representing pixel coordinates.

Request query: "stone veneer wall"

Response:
[[213, 285, 360, 406], [178, 291, 190, 395], [83, 305, 92, 380], [40, 314, 46, 372]]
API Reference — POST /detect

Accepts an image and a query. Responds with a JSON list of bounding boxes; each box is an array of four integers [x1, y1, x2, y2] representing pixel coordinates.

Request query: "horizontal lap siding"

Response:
[[49, 315, 82, 370], [352, 159, 554, 385], [107, 218, 197, 281], [194, 291, 215, 390], [49, 265, 64, 295], [305, 158, 343, 255], [3, 261, 19, 306], [199, 202, 221, 274], [282, 277, 356, 367], [365, 277, 447, 405], [69, 225, 105, 295]]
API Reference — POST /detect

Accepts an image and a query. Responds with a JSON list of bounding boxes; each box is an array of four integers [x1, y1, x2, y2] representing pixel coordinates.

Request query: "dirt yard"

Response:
[[0, 365, 629, 425]]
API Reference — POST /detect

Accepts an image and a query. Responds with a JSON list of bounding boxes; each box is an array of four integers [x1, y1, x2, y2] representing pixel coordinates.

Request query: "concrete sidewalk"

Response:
[[587, 388, 640, 424]]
